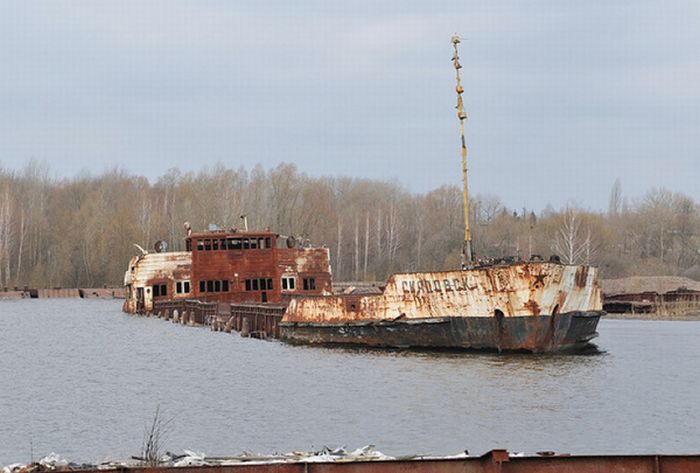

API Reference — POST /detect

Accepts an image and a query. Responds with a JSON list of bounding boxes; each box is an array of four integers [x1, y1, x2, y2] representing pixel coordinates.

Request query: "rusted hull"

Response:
[[280, 311, 603, 353]]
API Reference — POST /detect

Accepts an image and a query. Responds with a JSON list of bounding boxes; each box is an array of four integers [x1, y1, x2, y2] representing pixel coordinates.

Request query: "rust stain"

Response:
[[574, 266, 589, 288], [524, 299, 541, 315]]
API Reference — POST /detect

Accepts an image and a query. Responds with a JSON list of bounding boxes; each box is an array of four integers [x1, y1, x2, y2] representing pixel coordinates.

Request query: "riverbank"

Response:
[[0, 287, 123, 300], [604, 312, 700, 321]]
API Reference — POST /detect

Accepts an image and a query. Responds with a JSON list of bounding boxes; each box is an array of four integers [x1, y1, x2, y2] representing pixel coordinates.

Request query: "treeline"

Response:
[[0, 163, 699, 289]]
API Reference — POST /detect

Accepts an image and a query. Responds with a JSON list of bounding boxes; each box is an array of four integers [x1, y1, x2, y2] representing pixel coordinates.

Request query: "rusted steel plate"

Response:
[[283, 262, 602, 323], [37, 288, 81, 298], [80, 287, 123, 299], [37, 451, 700, 473], [281, 311, 602, 352]]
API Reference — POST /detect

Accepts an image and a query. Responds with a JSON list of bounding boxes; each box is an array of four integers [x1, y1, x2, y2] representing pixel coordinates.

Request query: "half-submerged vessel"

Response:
[[278, 36, 603, 351], [122, 36, 603, 352]]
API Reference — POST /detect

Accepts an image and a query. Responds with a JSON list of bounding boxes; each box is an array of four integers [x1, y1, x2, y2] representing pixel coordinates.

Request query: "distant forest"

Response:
[[1, 162, 699, 289]]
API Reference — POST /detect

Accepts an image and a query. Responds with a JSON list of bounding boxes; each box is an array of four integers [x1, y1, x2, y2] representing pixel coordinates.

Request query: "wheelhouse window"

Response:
[[204, 235, 273, 251], [175, 280, 191, 294], [282, 276, 296, 291], [199, 280, 230, 293], [152, 284, 167, 297], [244, 277, 274, 291], [303, 277, 316, 291]]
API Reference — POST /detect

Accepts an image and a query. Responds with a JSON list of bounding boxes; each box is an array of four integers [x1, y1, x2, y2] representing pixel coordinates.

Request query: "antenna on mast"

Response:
[[452, 34, 474, 268]]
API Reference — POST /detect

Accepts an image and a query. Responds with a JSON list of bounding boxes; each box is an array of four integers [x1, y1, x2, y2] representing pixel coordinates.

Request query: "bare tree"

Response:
[[353, 215, 360, 280], [15, 208, 26, 283], [608, 178, 622, 217], [552, 209, 587, 264], [375, 208, 382, 262], [0, 185, 15, 286], [335, 219, 343, 279], [386, 201, 401, 264], [363, 212, 370, 280]]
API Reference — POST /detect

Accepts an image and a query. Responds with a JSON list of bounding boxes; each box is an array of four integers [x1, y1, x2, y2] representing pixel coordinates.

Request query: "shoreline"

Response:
[[604, 312, 700, 321]]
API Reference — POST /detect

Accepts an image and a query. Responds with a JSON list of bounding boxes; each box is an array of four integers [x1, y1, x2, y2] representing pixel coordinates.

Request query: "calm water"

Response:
[[1, 299, 699, 464]]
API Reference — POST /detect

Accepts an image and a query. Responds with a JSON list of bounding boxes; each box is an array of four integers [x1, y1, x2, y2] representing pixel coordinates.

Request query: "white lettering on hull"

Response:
[[402, 278, 469, 294]]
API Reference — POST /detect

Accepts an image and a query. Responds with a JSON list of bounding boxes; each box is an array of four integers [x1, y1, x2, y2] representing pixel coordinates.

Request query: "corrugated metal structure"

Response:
[[80, 287, 124, 299], [602, 276, 700, 315], [0, 287, 122, 299], [36, 288, 81, 298]]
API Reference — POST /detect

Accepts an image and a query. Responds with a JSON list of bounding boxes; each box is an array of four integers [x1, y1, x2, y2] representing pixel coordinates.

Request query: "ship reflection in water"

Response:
[[1, 300, 698, 465]]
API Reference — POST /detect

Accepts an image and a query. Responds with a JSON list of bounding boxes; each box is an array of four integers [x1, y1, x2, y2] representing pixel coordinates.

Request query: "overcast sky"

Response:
[[0, 1, 698, 210]]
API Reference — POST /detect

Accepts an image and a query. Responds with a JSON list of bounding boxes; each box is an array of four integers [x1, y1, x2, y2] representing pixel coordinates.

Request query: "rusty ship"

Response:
[[278, 36, 603, 352], [123, 224, 332, 315], [122, 36, 603, 352]]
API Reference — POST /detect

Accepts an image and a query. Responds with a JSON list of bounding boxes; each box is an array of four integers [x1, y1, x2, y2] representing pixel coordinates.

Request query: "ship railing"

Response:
[[227, 303, 287, 339], [152, 299, 218, 325]]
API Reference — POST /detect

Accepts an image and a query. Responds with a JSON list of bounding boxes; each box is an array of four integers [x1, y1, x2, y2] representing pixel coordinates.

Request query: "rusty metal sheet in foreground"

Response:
[[46, 450, 700, 473]]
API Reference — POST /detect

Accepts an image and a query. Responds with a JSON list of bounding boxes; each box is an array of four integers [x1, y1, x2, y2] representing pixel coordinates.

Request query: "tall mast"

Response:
[[451, 35, 474, 267]]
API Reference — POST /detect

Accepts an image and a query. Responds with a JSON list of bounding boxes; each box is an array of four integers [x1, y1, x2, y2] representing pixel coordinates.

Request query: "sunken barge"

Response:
[[122, 36, 603, 353]]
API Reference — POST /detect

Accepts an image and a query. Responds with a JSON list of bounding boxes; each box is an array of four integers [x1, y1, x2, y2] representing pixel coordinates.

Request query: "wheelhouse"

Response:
[[123, 227, 332, 313], [187, 230, 331, 304]]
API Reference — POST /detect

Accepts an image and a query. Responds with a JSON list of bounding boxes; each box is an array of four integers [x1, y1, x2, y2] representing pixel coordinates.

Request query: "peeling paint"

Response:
[[280, 262, 604, 352]]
